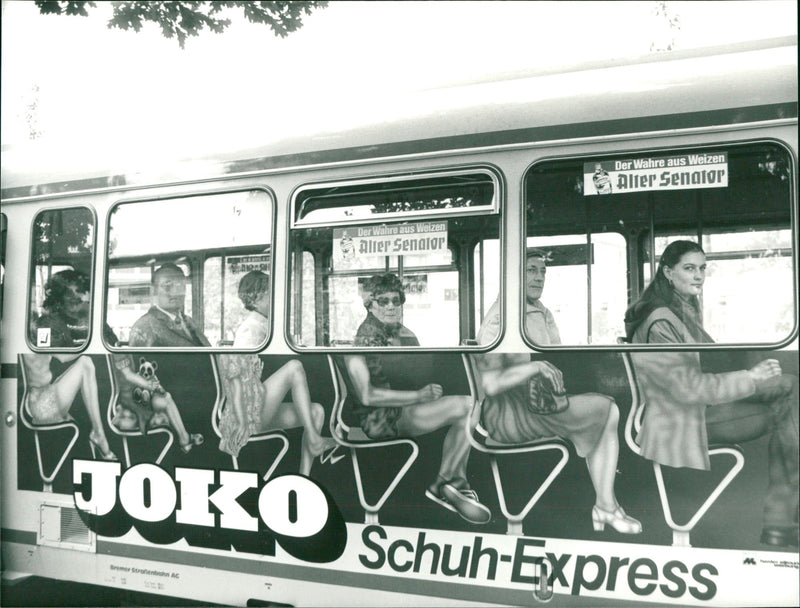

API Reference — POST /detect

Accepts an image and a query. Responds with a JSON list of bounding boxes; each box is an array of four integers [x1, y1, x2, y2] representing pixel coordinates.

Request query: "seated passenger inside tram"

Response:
[[624, 239, 798, 547], [476, 249, 642, 535], [129, 263, 210, 348], [345, 273, 492, 525], [481, 248, 561, 346], [216, 270, 336, 477], [33, 269, 91, 348]]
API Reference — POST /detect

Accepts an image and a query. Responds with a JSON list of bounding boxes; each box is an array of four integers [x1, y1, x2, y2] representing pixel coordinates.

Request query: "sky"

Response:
[[1, 1, 797, 165]]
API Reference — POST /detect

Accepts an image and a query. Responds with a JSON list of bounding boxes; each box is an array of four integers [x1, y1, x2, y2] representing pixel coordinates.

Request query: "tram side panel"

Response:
[[10, 348, 800, 606]]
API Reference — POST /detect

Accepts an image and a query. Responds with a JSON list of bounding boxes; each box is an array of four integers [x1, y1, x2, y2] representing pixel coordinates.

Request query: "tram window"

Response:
[[27, 207, 96, 349], [289, 170, 501, 348], [526, 142, 795, 346], [105, 189, 273, 348]]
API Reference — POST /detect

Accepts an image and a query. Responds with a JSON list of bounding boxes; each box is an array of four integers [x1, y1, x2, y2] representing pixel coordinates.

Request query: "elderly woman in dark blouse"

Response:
[[625, 240, 798, 547], [345, 273, 492, 525]]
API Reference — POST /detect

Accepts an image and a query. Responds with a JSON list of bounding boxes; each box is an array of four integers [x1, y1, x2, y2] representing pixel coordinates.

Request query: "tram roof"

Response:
[[1, 35, 797, 201]]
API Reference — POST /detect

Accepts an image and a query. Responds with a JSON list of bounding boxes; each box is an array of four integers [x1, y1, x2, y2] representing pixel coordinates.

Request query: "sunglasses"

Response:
[[375, 296, 402, 307]]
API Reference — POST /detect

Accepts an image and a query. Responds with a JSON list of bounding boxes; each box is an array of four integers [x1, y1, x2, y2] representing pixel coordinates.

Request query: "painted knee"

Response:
[[286, 359, 306, 380], [771, 375, 798, 422], [449, 396, 473, 429], [150, 395, 168, 412], [606, 398, 620, 427], [594, 395, 619, 433], [778, 373, 797, 397], [78, 355, 96, 375], [457, 395, 472, 418], [311, 402, 325, 427]]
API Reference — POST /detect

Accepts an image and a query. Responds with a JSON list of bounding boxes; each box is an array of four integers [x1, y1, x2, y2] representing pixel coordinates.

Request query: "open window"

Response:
[[288, 169, 502, 348], [27, 207, 96, 349], [105, 189, 274, 349], [525, 142, 796, 346]]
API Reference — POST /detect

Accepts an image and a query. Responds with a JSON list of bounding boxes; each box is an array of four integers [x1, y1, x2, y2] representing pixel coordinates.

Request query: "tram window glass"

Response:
[[525, 233, 627, 345], [291, 251, 317, 346], [526, 142, 795, 346], [105, 189, 273, 348], [27, 207, 95, 349], [289, 170, 500, 348], [644, 230, 794, 343], [473, 238, 501, 331]]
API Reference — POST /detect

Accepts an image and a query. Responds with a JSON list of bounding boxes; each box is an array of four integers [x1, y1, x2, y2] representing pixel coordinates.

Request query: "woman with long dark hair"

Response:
[[624, 240, 798, 547]]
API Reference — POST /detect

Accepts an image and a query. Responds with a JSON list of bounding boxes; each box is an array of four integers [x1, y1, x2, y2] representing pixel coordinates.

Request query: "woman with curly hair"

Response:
[[33, 269, 90, 348]]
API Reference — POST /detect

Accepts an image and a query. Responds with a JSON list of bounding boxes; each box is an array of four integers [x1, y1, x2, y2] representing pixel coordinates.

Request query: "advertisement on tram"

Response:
[[15, 346, 799, 606]]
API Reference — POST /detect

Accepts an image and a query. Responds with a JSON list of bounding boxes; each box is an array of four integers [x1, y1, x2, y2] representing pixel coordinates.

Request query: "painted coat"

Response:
[[630, 307, 755, 470]]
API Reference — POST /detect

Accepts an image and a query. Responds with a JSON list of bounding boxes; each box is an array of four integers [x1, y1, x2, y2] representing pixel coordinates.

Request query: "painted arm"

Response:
[[637, 319, 757, 406], [344, 354, 441, 407], [479, 355, 564, 397], [118, 365, 159, 391]]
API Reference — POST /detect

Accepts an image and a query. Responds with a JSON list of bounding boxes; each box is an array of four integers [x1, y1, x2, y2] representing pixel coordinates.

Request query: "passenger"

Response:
[[129, 263, 210, 347], [21, 353, 117, 461], [346, 273, 491, 524], [216, 271, 336, 476], [233, 270, 271, 348], [476, 261, 642, 535], [624, 239, 799, 547], [109, 353, 204, 453], [353, 272, 420, 347], [480, 248, 561, 346], [33, 269, 91, 348]]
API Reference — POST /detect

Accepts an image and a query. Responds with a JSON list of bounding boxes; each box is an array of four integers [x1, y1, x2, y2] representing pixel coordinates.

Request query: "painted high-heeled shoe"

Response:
[[592, 504, 642, 534], [319, 444, 344, 465], [89, 434, 118, 462], [180, 433, 204, 454]]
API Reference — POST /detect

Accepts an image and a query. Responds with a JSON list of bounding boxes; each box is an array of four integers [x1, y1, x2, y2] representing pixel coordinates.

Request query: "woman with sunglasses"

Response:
[[346, 273, 492, 525], [353, 273, 419, 347]]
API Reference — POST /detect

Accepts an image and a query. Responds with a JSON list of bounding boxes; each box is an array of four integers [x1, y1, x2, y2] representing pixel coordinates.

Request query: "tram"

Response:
[[1, 36, 797, 607]]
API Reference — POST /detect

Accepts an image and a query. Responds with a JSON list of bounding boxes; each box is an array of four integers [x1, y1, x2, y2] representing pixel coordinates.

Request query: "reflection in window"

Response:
[[290, 171, 500, 348], [106, 190, 273, 348], [28, 207, 95, 348]]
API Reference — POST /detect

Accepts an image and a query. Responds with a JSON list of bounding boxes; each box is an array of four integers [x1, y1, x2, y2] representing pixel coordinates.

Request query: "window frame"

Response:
[[522, 138, 798, 351], [286, 165, 505, 352], [1, 212, 7, 319], [103, 186, 277, 352], [26, 204, 98, 353], [291, 167, 501, 229]]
